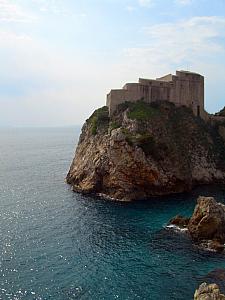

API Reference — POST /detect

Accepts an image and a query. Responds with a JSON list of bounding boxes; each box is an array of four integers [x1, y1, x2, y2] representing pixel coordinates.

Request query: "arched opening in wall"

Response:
[[197, 105, 200, 117]]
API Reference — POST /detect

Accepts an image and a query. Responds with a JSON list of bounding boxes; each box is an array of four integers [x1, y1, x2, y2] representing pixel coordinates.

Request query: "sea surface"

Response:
[[0, 127, 225, 300]]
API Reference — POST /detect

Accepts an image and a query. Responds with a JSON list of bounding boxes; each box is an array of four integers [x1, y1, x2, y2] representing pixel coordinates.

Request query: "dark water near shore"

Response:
[[1, 127, 225, 300]]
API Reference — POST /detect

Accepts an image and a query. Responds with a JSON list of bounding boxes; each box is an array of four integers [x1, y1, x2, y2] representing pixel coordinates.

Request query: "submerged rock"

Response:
[[168, 196, 225, 252], [169, 215, 190, 228], [194, 283, 225, 300], [67, 101, 225, 201]]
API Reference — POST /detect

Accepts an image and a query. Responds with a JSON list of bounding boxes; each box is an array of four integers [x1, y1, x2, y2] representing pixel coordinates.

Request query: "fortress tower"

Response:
[[106, 70, 206, 119]]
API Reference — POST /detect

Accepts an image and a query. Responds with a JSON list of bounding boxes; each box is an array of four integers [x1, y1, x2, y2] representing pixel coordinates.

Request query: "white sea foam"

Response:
[[97, 193, 130, 202], [166, 224, 188, 233]]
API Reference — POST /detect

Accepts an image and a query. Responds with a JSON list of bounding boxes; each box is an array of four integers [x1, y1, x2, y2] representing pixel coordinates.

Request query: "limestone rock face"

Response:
[[168, 196, 225, 252], [67, 102, 225, 201], [194, 283, 225, 300], [188, 197, 225, 246]]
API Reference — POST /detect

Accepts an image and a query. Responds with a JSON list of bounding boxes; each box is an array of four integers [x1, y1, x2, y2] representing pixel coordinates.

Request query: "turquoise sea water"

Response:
[[0, 127, 225, 300]]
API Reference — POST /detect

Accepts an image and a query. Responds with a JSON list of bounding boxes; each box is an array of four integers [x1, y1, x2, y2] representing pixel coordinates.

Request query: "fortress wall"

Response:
[[138, 79, 172, 103], [150, 86, 170, 102], [107, 89, 128, 115], [107, 71, 205, 119], [199, 78, 205, 116], [175, 79, 192, 106], [139, 78, 155, 85], [156, 74, 173, 82], [125, 81, 172, 103], [173, 72, 204, 117], [123, 83, 148, 102], [139, 79, 171, 88], [107, 86, 146, 115]]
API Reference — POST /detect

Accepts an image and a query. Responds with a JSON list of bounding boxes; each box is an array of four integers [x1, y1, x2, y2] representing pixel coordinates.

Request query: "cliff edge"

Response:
[[67, 101, 225, 201]]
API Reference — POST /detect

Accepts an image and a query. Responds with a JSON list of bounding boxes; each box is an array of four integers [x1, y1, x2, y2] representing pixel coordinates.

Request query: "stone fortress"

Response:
[[107, 70, 208, 119]]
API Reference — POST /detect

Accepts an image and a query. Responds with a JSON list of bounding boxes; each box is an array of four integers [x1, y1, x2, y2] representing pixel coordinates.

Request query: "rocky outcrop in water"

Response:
[[168, 196, 225, 252], [67, 101, 225, 201], [201, 269, 225, 294], [188, 197, 225, 250], [194, 283, 225, 300]]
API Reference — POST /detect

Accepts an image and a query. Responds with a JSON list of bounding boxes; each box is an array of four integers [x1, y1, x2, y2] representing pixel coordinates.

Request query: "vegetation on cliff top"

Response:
[[116, 100, 160, 121], [87, 101, 173, 136], [87, 106, 109, 135], [128, 102, 159, 120]]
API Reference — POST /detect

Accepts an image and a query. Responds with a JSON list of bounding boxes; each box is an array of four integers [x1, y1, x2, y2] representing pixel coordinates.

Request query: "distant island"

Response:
[[66, 70, 225, 201]]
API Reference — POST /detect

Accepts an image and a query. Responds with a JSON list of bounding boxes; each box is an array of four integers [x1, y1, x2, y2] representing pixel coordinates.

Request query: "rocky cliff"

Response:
[[67, 101, 225, 201]]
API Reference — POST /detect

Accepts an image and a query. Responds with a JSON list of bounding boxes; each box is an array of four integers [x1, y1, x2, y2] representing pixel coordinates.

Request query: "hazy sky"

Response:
[[1, 0, 225, 126]]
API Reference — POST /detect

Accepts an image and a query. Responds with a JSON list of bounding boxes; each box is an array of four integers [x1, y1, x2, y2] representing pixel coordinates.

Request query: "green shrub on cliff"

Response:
[[109, 121, 120, 132], [87, 106, 109, 135], [122, 129, 157, 157], [135, 133, 156, 155], [127, 101, 159, 121]]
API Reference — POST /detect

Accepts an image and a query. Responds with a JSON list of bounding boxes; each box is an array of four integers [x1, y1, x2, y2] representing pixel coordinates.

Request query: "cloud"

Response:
[[175, 0, 192, 5], [138, 0, 154, 7], [32, 0, 71, 16], [0, 28, 119, 126], [126, 6, 136, 12], [138, 0, 193, 7], [0, 0, 35, 22], [0, 30, 32, 44], [124, 16, 225, 67]]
